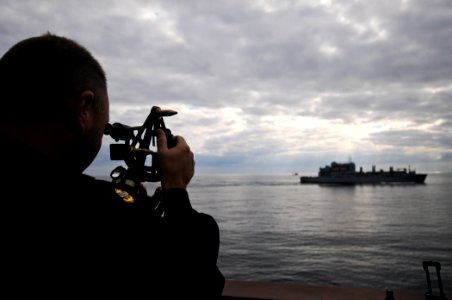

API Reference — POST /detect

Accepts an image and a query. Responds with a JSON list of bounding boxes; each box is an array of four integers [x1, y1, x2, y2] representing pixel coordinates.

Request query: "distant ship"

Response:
[[300, 161, 427, 184]]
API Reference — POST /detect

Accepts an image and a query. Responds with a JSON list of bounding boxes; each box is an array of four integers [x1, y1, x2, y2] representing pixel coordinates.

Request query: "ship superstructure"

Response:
[[300, 161, 427, 184]]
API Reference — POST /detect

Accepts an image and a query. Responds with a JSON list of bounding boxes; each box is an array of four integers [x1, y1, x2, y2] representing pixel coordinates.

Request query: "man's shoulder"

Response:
[[71, 174, 122, 206], [77, 174, 113, 190]]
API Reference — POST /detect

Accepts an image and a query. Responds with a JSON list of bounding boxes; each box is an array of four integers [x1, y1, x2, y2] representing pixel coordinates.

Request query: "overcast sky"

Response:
[[1, 0, 452, 175]]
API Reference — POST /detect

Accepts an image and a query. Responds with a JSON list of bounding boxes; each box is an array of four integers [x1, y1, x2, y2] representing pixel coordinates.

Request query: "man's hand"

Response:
[[156, 129, 194, 189]]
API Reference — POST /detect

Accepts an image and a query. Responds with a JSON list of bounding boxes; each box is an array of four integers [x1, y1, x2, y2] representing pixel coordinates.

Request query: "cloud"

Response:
[[2, 0, 452, 175]]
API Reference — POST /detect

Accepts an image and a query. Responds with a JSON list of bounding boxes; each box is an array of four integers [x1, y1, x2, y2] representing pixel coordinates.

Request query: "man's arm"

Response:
[[154, 129, 225, 298]]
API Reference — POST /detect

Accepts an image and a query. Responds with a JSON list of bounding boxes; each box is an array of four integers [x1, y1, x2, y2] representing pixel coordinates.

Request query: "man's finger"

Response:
[[156, 129, 168, 151]]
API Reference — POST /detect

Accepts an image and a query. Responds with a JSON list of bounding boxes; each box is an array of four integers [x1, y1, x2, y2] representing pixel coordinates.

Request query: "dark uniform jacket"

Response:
[[1, 138, 225, 299]]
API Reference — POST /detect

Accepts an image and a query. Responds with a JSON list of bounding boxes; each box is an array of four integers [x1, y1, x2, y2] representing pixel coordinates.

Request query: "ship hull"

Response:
[[300, 173, 427, 184]]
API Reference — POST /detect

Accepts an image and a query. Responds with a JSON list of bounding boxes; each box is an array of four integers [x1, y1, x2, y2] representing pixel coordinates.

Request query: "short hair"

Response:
[[0, 32, 107, 122]]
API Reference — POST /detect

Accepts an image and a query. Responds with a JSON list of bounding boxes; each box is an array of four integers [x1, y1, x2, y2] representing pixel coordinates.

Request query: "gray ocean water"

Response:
[[144, 173, 452, 293]]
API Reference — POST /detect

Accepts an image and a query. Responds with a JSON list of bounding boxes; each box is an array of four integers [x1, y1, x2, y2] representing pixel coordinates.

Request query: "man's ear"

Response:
[[73, 90, 95, 131]]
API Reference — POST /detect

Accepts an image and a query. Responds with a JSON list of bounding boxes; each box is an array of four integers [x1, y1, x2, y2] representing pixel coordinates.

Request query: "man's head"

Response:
[[0, 33, 110, 173]]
